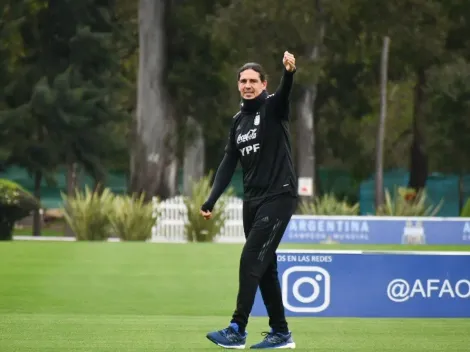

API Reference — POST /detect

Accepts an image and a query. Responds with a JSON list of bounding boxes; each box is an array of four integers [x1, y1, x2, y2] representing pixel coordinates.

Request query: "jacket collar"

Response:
[[240, 90, 268, 113]]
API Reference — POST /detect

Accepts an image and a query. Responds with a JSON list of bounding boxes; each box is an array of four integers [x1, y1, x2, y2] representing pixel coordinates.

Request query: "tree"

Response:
[[130, 0, 177, 201], [425, 59, 470, 210], [355, 0, 450, 191], [375, 36, 390, 209], [1, 0, 130, 235], [165, 0, 231, 177]]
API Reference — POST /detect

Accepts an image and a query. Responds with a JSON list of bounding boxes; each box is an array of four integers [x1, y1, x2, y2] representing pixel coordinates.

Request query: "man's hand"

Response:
[[200, 201, 213, 220], [283, 51, 296, 72], [200, 209, 212, 220]]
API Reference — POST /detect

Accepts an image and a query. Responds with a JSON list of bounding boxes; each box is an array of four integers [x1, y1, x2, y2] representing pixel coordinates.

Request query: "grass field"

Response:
[[1, 241, 470, 351]]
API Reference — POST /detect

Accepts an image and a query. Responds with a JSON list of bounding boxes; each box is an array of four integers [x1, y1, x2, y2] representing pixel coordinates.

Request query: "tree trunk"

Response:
[[297, 89, 315, 199], [67, 162, 79, 196], [0, 215, 14, 241], [65, 161, 78, 237], [183, 116, 205, 196], [130, 0, 177, 201], [32, 170, 42, 236], [408, 68, 428, 191], [374, 36, 390, 210], [296, 0, 325, 201], [459, 172, 464, 214]]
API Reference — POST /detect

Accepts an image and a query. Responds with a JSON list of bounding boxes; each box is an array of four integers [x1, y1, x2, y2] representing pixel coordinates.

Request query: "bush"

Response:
[[376, 187, 443, 216], [0, 179, 40, 240], [61, 186, 115, 241], [460, 198, 470, 217], [183, 172, 234, 242], [298, 193, 360, 216], [109, 193, 157, 241]]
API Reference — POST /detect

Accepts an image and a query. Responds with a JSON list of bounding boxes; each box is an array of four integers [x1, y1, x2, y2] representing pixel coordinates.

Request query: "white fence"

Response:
[[151, 195, 245, 243]]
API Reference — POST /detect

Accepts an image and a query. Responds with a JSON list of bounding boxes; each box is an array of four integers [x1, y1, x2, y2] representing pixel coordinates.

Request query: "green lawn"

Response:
[[0, 241, 469, 351], [12, 227, 64, 237]]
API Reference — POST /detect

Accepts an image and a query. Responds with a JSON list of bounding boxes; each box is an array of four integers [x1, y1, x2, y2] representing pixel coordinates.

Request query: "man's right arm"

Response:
[[268, 51, 296, 121], [201, 151, 238, 212]]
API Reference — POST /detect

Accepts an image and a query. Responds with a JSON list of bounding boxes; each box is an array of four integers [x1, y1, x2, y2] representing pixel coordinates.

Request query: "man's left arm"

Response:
[[270, 51, 296, 119]]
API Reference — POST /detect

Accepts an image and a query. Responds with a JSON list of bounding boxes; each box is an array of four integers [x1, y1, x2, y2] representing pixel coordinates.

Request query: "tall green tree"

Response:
[[130, 0, 178, 200], [1, 0, 129, 235], [349, 0, 451, 191], [165, 0, 231, 175], [425, 58, 470, 209]]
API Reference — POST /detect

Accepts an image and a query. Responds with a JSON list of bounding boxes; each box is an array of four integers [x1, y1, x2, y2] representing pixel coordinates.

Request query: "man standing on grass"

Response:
[[200, 51, 298, 349]]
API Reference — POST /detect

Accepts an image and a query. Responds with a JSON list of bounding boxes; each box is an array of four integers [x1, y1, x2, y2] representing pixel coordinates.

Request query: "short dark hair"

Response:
[[237, 62, 267, 82]]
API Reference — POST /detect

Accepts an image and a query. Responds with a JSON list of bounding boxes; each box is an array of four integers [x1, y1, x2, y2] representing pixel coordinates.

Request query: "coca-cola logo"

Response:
[[237, 129, 257, 144]]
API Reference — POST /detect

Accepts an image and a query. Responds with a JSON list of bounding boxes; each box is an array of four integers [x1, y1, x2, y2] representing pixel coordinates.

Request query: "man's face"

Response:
[[238, 69, 267, 100]]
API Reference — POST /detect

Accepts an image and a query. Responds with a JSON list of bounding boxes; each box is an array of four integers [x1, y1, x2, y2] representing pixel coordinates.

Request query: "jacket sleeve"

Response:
[[268, 68, 296, 120], [201, 122, 239, 212]]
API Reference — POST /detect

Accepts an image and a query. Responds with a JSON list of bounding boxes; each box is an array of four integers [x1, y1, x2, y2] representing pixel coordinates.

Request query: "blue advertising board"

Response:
[[282, 215, 470, 245], [251, 250, 470, 318]]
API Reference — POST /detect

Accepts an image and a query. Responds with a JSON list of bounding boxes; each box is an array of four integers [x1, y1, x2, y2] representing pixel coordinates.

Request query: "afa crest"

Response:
[[254, 113, 260, 126], [402, 220, 426, 244]]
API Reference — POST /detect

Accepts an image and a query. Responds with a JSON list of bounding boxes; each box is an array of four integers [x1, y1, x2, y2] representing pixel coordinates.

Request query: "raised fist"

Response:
[[283, 51, 296, 72]]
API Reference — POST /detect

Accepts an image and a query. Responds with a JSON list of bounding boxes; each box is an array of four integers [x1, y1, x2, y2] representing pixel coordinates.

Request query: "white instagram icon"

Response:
[[282, 266, 331, 313]]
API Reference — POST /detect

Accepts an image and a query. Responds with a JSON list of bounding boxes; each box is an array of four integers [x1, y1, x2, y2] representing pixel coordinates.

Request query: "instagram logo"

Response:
[[281, 266, 331, 313]]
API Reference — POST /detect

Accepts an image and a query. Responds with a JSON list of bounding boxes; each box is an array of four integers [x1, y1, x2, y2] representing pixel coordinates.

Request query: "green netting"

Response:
[[359, 168, 470, 216], [0, 166, 127, 209], [3, 166, 466, 216], [1, 166, 355, 209]]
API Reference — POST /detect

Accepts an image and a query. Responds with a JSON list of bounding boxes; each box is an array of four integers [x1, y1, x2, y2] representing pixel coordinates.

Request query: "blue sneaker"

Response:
[[250, 330, 296, 349], [206, 322, 247, 349]]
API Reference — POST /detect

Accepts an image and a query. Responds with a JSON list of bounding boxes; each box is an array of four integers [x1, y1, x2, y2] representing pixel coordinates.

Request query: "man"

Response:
[[200, 51, 298, 349]]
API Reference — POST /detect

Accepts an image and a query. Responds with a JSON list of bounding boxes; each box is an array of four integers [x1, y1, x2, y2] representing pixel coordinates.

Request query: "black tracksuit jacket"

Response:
[[202, 68, 298, 211]]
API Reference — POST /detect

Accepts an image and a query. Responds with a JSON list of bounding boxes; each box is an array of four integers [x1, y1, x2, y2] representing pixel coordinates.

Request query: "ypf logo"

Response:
[[281, 266, 331, 313]]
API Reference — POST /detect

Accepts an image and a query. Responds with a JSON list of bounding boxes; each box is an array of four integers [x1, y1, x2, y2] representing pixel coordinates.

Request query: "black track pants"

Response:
[[230, 192, 297, 333]]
